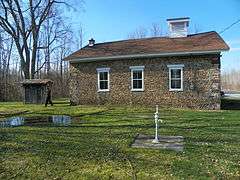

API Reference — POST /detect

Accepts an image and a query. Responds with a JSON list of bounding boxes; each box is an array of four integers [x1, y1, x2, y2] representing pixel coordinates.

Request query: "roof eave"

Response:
[[68, 50, 228, 63]]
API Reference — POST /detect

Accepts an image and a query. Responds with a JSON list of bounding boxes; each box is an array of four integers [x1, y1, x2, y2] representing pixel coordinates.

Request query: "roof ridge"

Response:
[[82, 31, 217, 48]]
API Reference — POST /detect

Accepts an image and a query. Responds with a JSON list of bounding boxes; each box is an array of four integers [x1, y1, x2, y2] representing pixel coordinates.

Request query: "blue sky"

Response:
[[67, 0, 240, 72]]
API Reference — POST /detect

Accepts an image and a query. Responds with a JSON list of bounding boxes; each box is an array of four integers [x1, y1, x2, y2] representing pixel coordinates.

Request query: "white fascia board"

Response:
[[69, 50, 225, 63]]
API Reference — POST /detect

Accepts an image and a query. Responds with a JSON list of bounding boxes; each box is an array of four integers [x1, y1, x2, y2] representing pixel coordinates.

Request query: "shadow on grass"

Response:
[[221, 98, 240, 110], [2, 123, 153, 130], [0, 127, 138, 179]]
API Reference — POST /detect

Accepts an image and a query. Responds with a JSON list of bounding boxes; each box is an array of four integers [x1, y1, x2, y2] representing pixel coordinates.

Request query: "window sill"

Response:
[[98, 89, 110, 92], [169, 89, 183, 92], [131, 89, 144, 92]]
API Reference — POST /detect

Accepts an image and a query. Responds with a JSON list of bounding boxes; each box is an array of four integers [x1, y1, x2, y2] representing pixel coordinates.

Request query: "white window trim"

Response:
[[167, 64, 184, 91], [97, 68, 110, 92], [130, 66, 145, 92]]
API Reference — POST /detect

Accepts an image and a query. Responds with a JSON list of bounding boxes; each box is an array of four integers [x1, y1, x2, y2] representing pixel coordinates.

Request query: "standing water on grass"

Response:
[[0, 115, 71, 128]]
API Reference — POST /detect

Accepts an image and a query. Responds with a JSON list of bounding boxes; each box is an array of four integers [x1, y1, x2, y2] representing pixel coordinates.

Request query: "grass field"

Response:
[[0, 100, 240, 179]]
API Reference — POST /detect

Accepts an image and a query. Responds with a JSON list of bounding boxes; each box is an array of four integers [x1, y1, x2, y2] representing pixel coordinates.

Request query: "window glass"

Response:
[[171, 69, 181, 78], [100, 72, 108, 81], [132, 70, 143, 90], [170, 68, 182, 90], [133, 79, 142, 89], [171, 79, 181, 89], [98, 71, 109, 90], [133, 70, 142, 79], [100, 80, 108, 90]]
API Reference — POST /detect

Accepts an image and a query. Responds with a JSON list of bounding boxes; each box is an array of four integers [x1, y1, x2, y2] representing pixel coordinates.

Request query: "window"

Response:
[[167, 64, 184, 91], [130, 66, 144, 91], [97, 68, 110, 92]]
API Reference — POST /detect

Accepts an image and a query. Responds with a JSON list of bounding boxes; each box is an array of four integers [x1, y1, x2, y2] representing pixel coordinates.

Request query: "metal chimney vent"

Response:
[[89, 38, 95, 47]]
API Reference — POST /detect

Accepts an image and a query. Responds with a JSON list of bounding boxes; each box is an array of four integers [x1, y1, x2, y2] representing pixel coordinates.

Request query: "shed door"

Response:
[[25, 87, 30, 103], [36, 86, 44, 104]]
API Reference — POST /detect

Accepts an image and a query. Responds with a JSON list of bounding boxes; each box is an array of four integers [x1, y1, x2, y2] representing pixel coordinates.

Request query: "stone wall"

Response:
[[69, 54, 221, 109]]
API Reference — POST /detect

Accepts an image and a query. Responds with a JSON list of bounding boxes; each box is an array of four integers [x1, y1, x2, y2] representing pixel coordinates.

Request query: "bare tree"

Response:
[[76, 25, 84, 49], [0, 30, 16, 101], [56, 31, 72, 96], [150, 23, 162, 37], [222, 69, 240, 91], [0, 0, 73, 79], [38, 7, 70, 76], [0, 31, 13, 81], [128, 23, 165, 39], [128, 26, 148, 39], [194, 24, 202, 34]]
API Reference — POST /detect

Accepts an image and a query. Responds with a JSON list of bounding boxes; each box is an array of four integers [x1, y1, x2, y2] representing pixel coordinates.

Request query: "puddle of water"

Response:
[[0, 115, 71, 128]]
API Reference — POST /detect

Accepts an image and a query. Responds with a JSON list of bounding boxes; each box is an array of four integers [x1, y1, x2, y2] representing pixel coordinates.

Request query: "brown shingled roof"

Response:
[[64, 31, 229, 61]]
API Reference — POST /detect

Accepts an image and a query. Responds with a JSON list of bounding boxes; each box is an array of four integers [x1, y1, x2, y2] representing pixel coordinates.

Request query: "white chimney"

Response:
[[167, 17, 190, 38], [89, 38, 95, 47]]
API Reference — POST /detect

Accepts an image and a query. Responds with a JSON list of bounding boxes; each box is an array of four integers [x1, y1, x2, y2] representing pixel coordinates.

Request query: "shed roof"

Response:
[[21, 79, 53, 85], [64, 31, 229, 62]]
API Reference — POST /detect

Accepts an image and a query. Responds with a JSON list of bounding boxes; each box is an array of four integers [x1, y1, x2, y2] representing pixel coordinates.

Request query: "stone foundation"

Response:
[[131, 134, 184, 152]]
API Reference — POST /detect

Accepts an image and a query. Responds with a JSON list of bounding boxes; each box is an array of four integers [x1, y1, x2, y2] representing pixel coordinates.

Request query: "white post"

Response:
[[152, 105, 159, 143]]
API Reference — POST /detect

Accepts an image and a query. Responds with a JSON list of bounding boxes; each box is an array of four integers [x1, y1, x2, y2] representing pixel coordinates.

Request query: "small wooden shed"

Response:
[[21, 79, 53, 104]]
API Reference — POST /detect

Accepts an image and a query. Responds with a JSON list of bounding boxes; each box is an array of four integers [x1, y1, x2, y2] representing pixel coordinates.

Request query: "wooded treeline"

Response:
[[222, 70, 240, 92], [0, 0, 83, 101]]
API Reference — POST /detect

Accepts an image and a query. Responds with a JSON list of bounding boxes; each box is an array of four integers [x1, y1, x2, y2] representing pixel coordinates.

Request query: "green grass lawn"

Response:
[[0, 100, 240, 179]]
